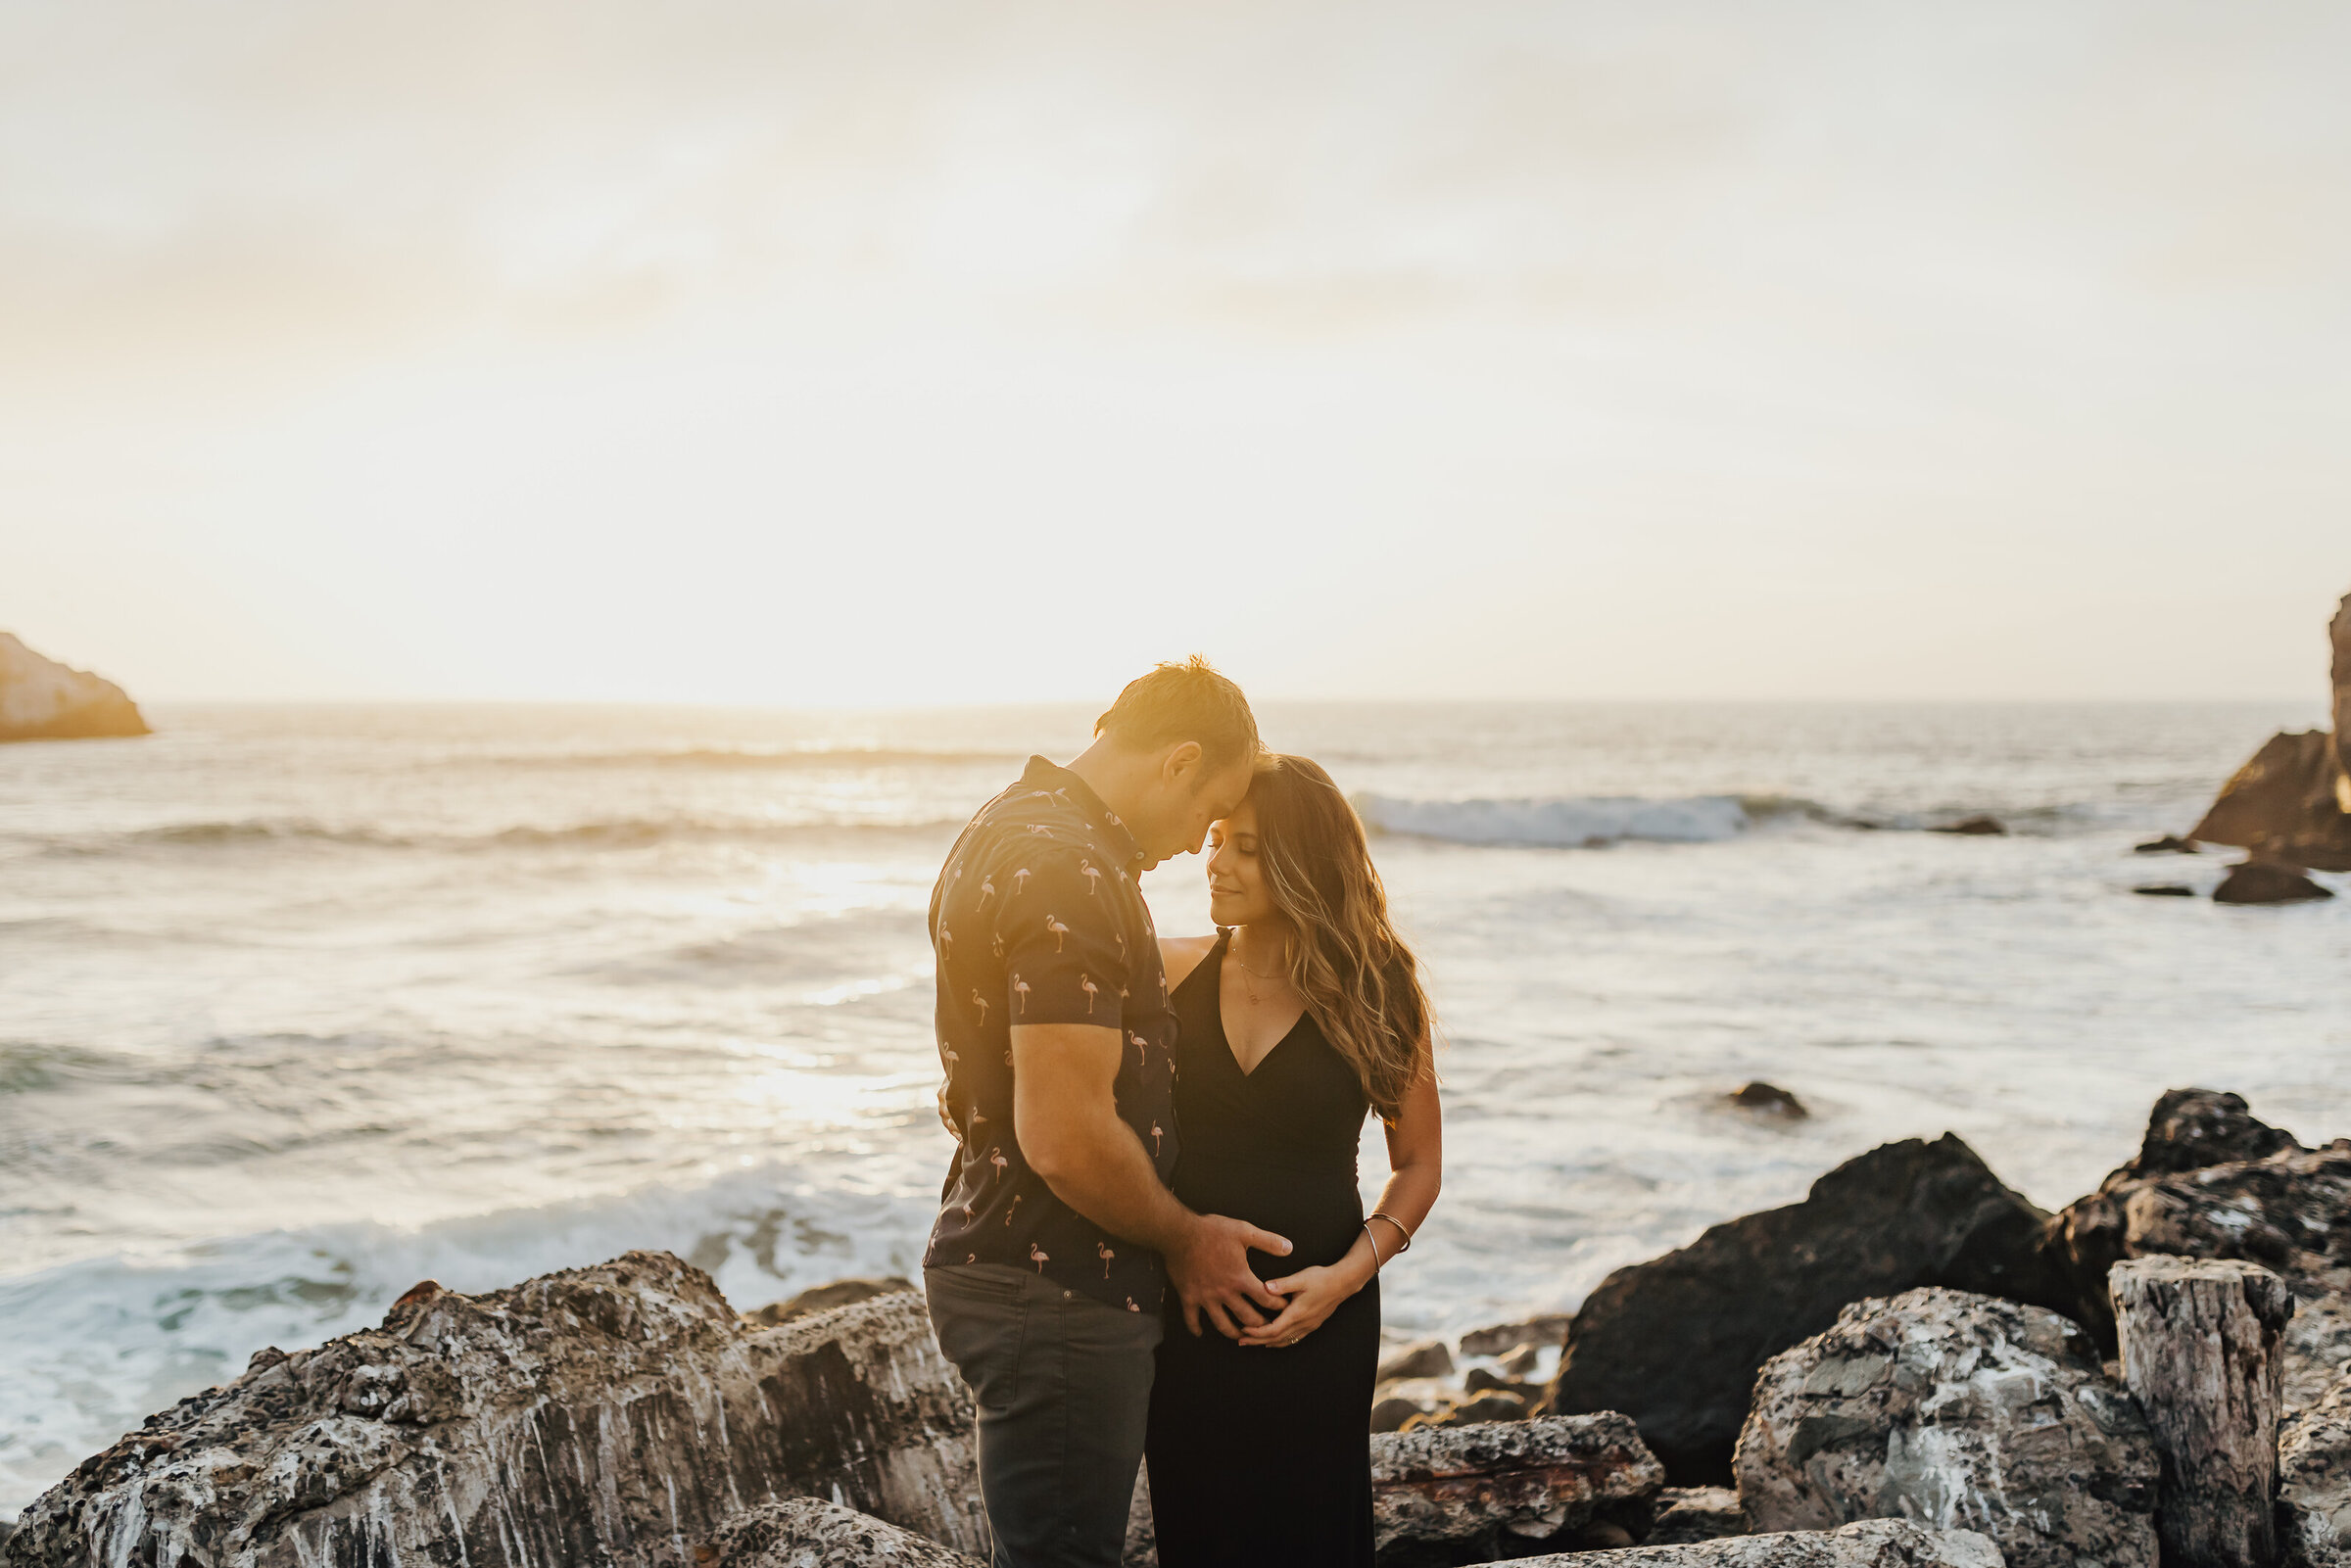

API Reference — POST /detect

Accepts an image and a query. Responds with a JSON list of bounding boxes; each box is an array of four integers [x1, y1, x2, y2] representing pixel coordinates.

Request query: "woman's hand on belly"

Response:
[[1235, 1248, 1375, 1350]]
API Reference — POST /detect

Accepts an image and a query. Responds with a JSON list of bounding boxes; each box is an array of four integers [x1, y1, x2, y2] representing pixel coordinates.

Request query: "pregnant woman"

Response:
[[1146, 754, 1444, 1567]]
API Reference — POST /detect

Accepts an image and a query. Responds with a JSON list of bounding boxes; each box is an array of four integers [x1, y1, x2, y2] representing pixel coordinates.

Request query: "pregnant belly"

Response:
[[1171, 1155, 1364, 1279]]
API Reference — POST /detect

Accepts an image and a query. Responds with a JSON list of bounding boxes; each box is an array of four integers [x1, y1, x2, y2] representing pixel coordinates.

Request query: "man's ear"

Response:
[[1162, 739, 1204, 787]]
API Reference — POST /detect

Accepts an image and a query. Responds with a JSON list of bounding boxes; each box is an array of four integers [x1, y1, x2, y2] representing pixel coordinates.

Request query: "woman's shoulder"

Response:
[[1156, 933, 1220, 991]]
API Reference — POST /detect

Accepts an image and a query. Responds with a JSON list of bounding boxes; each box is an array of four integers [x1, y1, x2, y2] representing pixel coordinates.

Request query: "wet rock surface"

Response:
[[1370, 1412, 1665, 1565], [0, 1253, 982, 1568], [1512, 1519, 2004, 1568], [0, 633, 148, 742], [2281, 1370, 2351, 1568], [696, 1498, 981, 1567], [1735, 1288, 2156, 1568], [1542, 1136, 2069, 1482]]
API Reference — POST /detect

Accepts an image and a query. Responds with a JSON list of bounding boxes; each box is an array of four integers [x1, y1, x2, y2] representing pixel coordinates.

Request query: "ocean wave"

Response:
[[492, 746, 1024, 772], [1352, 791, 2104, 846], [1356, 792, 1754, 847], [26, 815, 964, 859]]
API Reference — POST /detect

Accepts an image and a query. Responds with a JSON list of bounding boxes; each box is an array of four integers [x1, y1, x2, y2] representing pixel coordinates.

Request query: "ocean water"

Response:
[[5, 699, 2351, 1517]]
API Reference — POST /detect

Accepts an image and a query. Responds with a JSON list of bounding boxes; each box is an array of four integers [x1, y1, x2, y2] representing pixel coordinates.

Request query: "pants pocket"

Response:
[[927, 1266, 1029, 1413]]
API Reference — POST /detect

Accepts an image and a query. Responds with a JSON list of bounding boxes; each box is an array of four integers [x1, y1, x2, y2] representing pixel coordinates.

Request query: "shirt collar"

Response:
[[1020, 755, 1146, 872]]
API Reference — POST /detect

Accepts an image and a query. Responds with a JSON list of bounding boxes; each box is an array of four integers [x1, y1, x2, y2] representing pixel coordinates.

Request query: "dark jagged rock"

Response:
[[1729, 1083, 1809, 1118], [2108, 1088, 2302, 1183], [2135, 835, 2199, 855], [1540, 1136, 2073, 1484], [1736, 1288, 2156, 1568], [744, 1275, 915, 1328], [2132, 882, 2196, 896], [0, 1253, 983, 1568], [1379, 1340, 1456, 1382], [1930, 816, 2007, 836], [696, 1498, 981, 1566], [1461, 1316, 1572, 1357], [0, 633, 149, 742], [2047, 1111, 2350, 1355], [2214, 861, 2335, 904]]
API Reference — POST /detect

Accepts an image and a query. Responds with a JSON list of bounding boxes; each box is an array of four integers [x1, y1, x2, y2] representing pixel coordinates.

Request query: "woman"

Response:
[[1145, 754, 1443, 1568]]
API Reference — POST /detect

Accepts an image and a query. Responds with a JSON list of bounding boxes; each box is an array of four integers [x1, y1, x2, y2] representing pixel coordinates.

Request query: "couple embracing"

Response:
[[922, 658, 1446, 1568]]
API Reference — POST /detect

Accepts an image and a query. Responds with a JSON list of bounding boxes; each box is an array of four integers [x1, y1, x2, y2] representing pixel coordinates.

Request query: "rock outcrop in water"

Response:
[[2185, 588, 2351, 873], [1734, 1288, 2158, 1568], [1540, 1136, 2069, 1482], [0, 1254, 983, 1568], [0, 633, 148, 741]]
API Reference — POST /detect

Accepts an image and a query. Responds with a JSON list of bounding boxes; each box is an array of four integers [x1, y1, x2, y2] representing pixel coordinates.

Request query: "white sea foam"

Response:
[[1356, 791, 1751, 846]]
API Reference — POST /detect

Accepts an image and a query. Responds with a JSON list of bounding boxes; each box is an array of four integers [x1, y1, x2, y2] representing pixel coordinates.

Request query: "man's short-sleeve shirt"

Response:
[[923, 757, 1176, 1310]]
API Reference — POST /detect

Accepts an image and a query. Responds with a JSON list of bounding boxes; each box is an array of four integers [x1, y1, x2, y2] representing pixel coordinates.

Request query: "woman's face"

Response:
[[1205, 798, 1279, 927]]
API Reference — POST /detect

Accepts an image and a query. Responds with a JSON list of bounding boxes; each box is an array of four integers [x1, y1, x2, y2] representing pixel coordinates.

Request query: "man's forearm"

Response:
[[1031, 1116, 1196, 1256]]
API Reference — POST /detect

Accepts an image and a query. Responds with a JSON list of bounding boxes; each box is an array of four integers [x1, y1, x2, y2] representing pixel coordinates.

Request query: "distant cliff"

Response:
[[0, 634, 150, 741]]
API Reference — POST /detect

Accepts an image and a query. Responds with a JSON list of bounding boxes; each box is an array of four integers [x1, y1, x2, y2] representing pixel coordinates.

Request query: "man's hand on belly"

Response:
[[1168, 1212, 1292, 1340]]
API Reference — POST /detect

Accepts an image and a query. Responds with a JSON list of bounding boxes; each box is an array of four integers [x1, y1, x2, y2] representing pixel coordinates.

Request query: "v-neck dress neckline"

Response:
[[1211, 929, 1310, 1081]]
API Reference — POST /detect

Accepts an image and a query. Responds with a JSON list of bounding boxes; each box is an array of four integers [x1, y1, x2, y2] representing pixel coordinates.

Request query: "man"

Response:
[[924, 657, 1291, 1568]]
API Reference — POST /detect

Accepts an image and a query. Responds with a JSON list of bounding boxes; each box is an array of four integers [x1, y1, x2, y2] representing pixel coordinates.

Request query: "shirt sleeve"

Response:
[[994, 846, 1132, 1027]]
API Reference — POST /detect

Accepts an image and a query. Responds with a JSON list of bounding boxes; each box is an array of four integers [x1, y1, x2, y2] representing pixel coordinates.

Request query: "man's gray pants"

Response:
[[925, 1263, 1163, 1568]]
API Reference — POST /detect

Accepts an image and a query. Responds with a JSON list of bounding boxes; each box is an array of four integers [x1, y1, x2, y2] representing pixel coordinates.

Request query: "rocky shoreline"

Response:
[[8, 1085, 2348, 1568]]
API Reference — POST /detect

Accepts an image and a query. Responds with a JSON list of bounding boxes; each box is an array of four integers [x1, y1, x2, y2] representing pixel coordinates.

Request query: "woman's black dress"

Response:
[[1145, 931, 1377, 1568]]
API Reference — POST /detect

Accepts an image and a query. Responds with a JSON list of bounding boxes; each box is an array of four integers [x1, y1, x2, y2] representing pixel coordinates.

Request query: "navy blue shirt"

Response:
[[923, 758, 1179, 1311]]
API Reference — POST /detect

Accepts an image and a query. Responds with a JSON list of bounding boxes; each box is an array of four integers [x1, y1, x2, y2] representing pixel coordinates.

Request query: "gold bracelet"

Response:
[[1367, 1212, 1413, 1257]]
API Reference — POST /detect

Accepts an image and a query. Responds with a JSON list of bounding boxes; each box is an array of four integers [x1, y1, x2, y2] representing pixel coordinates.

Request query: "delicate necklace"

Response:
[[1229, 932, 1290, 988]]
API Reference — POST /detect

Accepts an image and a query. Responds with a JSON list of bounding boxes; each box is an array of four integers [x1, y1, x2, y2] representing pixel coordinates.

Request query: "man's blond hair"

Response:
[[1093, 656, 1261, 772]]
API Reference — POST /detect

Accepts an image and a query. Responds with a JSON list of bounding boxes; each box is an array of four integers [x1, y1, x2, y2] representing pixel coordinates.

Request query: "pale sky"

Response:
[[4, 0, 2347, 705]]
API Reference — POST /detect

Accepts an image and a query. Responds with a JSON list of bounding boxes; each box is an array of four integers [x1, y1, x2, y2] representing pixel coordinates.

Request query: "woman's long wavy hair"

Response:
[[1242, 754, 1433, 1120]]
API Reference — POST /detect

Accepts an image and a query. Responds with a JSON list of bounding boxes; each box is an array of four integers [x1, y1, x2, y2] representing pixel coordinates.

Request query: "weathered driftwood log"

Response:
[[1370, 1412, 1665, 1560], [1545, 1135, 2073, 1482], [1509, 1518, 2004, 1568], [1734, 1288, 2158, 1568], [0, 1254, 983, 1568], [2279, 1369, 2351, 1568], [696, 1498, 982, 1567], [2111, 1258, 2297, 1568]]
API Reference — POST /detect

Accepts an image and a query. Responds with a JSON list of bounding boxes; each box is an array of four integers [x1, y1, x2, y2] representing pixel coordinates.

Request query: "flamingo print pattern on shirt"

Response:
[[924, 755, 1179, 1312]]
